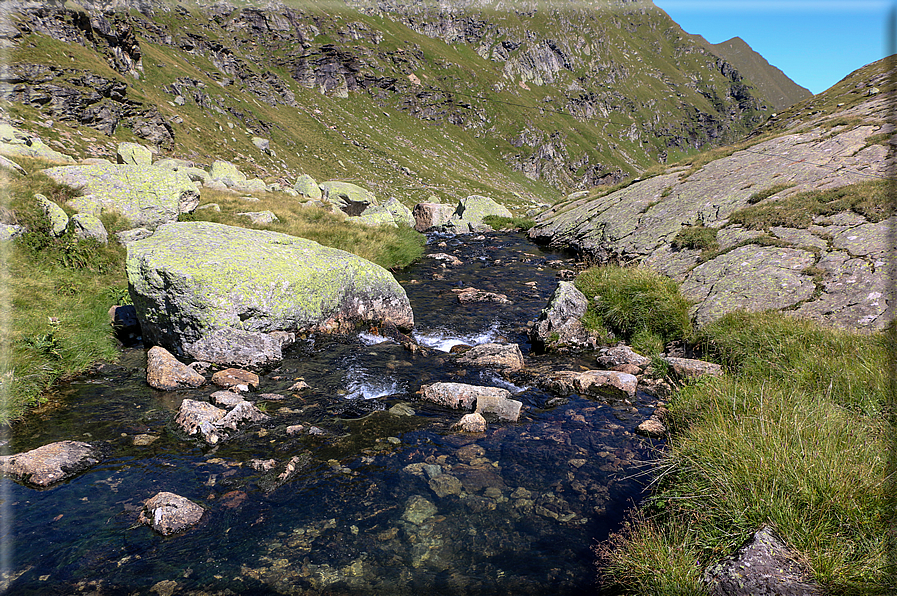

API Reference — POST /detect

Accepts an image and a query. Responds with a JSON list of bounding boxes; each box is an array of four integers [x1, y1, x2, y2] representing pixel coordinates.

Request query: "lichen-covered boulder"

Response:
[[0, 441, 107, 488], [237, 210, 278, 225], [384, 198, 415, 228], [127, 222, 414, 365], [356, 204, 397, 227], [293, 174, 322, 200], [116, 142, 152, 166], [69, 213, 108, 244], [446, 195, 512, 233], [42, 164, 199, 229], [209, 160, 246, 184], [320, 181, 378, 215], [0, 124, 74, 163], [35, 193, 68, 237]]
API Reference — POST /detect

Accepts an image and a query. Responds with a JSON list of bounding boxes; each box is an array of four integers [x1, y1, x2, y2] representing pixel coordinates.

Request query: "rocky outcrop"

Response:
[[138, 492, 205, 536], [320, 181, 378, 216], [0, 440, 107, 488], [0, 123, 74, 163], [126, 222, 414, 365], [42, 163, 199, 229], [530, 92, 894, 330]]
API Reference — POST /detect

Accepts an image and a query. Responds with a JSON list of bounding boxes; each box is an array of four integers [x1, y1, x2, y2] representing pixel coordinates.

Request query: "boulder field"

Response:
[[126, 221, 414, 366]]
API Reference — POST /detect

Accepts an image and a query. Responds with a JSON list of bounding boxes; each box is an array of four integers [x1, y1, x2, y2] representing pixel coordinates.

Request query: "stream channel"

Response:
[[2, 232, 663, 595]]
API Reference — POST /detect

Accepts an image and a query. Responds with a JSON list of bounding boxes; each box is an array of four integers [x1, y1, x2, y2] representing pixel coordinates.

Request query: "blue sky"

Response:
[[653, 1, 895, 95]]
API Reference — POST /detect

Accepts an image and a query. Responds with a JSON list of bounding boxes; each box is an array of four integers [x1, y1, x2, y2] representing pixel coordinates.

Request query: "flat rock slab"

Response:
[[681, 246, 816, 326], [454, 342, 524, 372], [126, 222, 413, 365], [146, 346, 205, 391], [0, 441, 106, 488], [138, 492, 205, 536], [475, 394, 523, 422], [662, 357, 724, 380], [42, 163, 199, 229], [597, 345, 650, 369], [703, 526, 822, 596]]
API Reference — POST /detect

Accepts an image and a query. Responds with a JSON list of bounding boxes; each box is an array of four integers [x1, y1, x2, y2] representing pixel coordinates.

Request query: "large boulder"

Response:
[[42, 164, 200, 229], [454, 343, 524, 372], [146, 346, 205, 390], [293, 174, 322, 200], [446, 195, 512, 233], [0, 124, 74, 163], [35, 193, 68, 237], [0, 441, 107, 488], [541, 370, 638, 400], [127, 222, 414, 365], [116, 142, 152, 166], [384, 198, 415, 228], [413, 202, 456, 232], [209, 160, 247, 184], [69, 213, 108, 244], [320, 181, 378, 215], [355, 204, 396, 227]]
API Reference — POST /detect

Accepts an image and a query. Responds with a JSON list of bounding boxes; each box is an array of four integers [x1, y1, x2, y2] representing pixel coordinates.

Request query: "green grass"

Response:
[[728, 180, 892, 230], [746, 182, 795, 204], [671, 224, 718, 257], [598, 311, 893, 594], [188, 189, 426, 269], [482, 214, 535, 231], [574, 265, 692, 353]]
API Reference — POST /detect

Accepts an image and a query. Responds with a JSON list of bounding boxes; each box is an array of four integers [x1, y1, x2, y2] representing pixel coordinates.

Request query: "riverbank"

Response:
[[596, 310, 893, 594]]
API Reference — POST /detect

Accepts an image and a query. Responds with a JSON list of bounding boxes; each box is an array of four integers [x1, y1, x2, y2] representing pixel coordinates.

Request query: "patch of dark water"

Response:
[[3, 232, 663, 595]]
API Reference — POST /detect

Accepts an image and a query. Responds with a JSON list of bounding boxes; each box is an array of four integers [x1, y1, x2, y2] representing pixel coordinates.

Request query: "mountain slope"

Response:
[[694, 35, 813, 111], [2, 0, 774, 208]]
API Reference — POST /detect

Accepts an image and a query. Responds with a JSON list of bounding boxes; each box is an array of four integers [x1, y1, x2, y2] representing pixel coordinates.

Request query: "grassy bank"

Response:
[[593, 301, 893, 593], [1, 166, 426, 424]]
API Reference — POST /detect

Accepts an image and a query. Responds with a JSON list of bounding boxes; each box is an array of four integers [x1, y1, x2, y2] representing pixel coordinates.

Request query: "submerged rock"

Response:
[[401, 494, 437, 525], [452, 412, 487, 433], [211, 368, 260, 391], [146, 346, 205, 391], [475, 393, 523, 422], [138, 492, 205, 536], [126, 222, 413, 365], [0, 441, 107, 488], [174, 399, 226, 443]]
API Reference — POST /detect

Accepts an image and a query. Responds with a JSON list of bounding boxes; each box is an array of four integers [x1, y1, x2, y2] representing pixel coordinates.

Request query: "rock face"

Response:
[[0, 441, 106, 488], [138, 492, 205, 536], [530, 103, 894, 330], [42, 163, 200, 229], [702, 526, 822, 596], [117, 142, 152, 166], [530, 281, 595, 352], [127, 222, 413, 364], [412, 202, 455, 232], [146, 346, 206, 390]]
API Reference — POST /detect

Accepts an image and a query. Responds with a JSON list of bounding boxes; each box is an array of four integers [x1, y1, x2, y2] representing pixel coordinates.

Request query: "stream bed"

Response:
[[1, 232, 662, 595]]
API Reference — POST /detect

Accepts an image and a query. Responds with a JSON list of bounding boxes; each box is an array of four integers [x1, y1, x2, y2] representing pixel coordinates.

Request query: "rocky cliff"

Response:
[[0, 0, 797, 206], [530, 57, 895, 331]]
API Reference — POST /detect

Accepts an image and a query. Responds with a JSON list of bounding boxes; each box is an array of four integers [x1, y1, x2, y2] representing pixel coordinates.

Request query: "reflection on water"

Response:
[[3, 232, 662, 594]]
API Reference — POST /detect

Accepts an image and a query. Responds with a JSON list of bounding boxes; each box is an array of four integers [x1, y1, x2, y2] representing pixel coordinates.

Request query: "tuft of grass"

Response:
[[482, 214, 535, 230], [729, 180, 892, 230], [671, 224, 719, 257], [746, 183, 795, 204], [599, 311, 892, 595], [574, 265, 692, 347]]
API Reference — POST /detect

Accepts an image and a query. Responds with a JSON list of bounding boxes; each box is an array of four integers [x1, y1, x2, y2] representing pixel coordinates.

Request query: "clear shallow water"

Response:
[[2, 233, 662, 595]]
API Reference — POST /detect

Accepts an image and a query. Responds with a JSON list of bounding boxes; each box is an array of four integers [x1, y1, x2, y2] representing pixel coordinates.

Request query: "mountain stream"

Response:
[[2, 232, 663, 595]]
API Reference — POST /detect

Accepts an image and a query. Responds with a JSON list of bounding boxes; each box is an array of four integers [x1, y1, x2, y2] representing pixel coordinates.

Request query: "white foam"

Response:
[[343, 365, 405, 400], [412, 322, 499, 353], [358, 331, 394, 346], [478, 371, 528, 394]]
